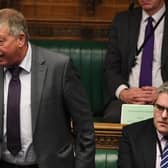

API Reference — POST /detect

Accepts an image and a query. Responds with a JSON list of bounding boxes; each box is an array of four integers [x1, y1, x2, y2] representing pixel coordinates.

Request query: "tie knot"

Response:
[[8, 67, 21, 79], [147, 17, 153, 23]]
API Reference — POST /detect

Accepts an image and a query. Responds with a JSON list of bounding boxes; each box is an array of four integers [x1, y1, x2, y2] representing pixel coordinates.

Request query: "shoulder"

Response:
[[109, 7, 142, 31], [114, 7, 142, 21], [123, 118, 154, 136], [31, 44, 70, 64]]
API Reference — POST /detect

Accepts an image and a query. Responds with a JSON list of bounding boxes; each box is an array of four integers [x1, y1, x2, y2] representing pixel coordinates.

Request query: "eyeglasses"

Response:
[[154, 104, 168, 113]]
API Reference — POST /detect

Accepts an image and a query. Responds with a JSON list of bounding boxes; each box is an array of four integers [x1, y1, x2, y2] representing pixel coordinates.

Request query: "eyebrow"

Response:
[[155, 103, 168, 111]]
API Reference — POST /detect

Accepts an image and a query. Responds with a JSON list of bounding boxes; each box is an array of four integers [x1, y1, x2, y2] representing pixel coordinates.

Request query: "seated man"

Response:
[[118, 82, 168, 168], [103, 0, 168, 122]]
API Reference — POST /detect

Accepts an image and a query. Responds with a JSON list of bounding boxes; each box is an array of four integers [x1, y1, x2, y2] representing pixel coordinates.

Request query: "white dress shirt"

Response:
[[2, 43, 36, 165]]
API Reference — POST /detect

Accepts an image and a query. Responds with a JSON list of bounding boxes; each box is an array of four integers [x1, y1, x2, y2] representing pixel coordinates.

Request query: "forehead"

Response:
[[0, 23, 10, 36], [156, 93, 168, 105]]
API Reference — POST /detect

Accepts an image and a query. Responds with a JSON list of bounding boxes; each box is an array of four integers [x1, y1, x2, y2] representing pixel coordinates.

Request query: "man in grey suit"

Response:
[[0, 8, 95, 168], [104, 0, 168, 123], [118, 82, 168, 168]]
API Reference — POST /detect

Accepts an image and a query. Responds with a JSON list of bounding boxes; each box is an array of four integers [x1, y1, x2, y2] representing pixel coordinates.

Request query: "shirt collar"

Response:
[[157, 130, 168, 142], [157, 131, 164, 141], [19, 42, 32, 73]]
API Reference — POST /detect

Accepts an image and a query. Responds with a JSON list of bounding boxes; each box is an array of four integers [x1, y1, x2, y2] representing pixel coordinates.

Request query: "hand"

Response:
[[119, 87, 157, 104], [141, 86, 157, 104]]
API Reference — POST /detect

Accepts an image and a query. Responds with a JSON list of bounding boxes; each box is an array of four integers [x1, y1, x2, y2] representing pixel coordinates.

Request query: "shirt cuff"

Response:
[[115, 84, 129, 99]]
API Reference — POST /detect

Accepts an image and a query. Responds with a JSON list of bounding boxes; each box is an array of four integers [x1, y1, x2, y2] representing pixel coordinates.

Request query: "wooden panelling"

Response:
[[94, 122, 123, 149], [5, 0, 132, 40], [19, 1, 130, 20], [28, 21, 109, 41]]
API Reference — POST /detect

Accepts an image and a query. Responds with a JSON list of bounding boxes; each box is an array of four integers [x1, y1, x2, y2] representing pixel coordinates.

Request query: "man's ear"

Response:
[[17, 32, 26, 47]]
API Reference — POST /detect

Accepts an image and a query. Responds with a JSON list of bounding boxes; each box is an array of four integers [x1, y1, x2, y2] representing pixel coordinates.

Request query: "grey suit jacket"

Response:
[[104, 6, 168, 101], [118, 119, 157, 168], [0, 45, 95, 168]]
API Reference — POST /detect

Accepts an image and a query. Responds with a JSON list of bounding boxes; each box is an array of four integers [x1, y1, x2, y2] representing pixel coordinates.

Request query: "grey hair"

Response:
[[0, 8, 29, 40], [157, 82, 168, 95]]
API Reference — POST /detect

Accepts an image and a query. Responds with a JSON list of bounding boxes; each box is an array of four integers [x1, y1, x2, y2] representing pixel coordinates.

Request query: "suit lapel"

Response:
[[161, 9, 168, 81], [31, 45, 47, 134], [128, 8, 142, 72], [140, 122, 156, 168], [0, 68, 4, 139]]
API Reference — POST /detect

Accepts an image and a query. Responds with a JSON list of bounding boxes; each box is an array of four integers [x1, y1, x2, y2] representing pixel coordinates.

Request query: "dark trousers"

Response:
[[0, 160, 38, 168], [103, 99, 123, 123]]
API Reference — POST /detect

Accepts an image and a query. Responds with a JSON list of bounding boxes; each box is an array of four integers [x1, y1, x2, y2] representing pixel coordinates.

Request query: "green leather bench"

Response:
[[31, 40, 118, 168], [96, 149, 118, 168]]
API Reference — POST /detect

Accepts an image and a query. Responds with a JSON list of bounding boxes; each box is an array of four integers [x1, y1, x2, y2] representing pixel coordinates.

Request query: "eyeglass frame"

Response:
[[154, 103, 168, 114]]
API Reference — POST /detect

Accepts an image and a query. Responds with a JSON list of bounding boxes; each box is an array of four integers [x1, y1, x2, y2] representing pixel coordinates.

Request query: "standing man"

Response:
[[0, 8, 95, 168], [118, 82, 168, 168], [104, 0, 168, 122]]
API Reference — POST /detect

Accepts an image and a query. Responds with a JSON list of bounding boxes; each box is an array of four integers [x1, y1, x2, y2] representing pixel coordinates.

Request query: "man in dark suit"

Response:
[[118, 82, 168, 168], [0, 8, 95, 168], [104, 0, 168, 122]]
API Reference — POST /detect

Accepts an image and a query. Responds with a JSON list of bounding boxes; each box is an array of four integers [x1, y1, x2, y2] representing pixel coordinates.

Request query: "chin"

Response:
[[158, 127, 168, 135], [143, 6, 153, 12]]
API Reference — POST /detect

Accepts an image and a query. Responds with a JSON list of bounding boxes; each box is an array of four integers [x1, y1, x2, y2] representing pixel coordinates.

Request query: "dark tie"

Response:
[[139, 17, 154, 87], [7, 67, 21, 156], [160, 136, 168, 168]]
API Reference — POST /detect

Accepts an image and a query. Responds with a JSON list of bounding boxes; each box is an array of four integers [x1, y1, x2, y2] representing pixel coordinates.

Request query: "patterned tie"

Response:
[[7, 67, 22, 156], [160, 137, 168, 168], [139, 17, 154, 87]]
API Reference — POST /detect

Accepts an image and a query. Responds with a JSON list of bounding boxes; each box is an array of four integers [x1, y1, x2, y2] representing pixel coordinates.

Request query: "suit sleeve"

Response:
[[117, 127, 134, 168], [63, 58, 96, 168], [104, 13, 129, 100]]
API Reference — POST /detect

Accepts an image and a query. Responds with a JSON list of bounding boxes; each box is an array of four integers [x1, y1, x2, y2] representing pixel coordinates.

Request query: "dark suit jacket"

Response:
[[104, 6, 168, 101], [0, 45, 95, 168], [118, 119, 157, 168]]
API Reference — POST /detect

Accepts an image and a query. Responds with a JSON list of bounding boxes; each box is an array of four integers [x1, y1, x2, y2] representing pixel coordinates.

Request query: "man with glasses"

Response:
[[118, 82, 168, 168]]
